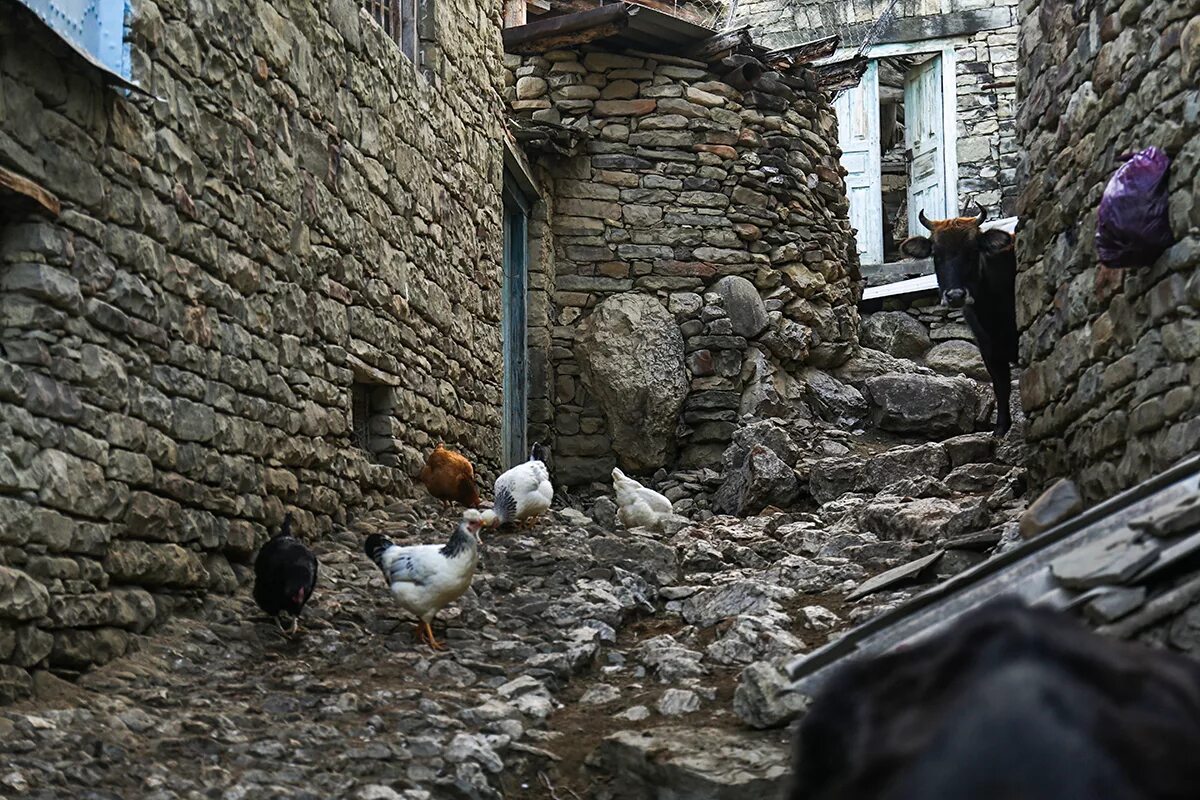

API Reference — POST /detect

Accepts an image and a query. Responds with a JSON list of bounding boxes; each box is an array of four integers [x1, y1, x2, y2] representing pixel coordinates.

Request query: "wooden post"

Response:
[[504, 0, 527, 28]]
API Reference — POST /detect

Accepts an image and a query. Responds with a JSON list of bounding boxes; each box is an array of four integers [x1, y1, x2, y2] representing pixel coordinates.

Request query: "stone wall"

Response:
[[505, 47, 860, 486], [0, 0, 505, 694], [733, 0, 1020, 220], [1015, 0, 1200, 500]]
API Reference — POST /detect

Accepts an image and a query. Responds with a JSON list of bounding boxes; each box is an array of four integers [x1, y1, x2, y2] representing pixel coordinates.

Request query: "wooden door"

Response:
[[905, 55, 949, 230], [835, 60, 883, 265]]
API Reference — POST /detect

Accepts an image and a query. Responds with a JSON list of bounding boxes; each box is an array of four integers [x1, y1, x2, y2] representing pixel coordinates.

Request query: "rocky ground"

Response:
[[0, 414, 1031, 799]]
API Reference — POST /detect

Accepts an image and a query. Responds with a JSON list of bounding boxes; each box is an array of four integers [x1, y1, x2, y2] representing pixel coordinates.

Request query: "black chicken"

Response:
[[252, 513, 318, 634]]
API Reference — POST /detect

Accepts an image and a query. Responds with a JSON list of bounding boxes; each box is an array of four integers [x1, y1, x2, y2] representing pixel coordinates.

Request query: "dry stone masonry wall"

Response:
[[506, 47, 860, 485], [0, 0, 506, 694], [1015, 0, 1200, 500]]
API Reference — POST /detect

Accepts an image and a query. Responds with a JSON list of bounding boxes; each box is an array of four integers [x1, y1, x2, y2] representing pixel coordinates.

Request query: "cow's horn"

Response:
[[918, 210, 933, 231], [972, 204, 987, 225]]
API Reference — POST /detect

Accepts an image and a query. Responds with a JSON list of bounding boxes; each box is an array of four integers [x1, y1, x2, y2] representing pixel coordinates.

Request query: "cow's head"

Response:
[[900, 205, 1014, 309]]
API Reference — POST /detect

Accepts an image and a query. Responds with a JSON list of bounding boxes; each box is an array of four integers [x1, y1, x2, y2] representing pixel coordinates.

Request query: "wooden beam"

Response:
[[765, 34, 838, 65], [0, 165, 60, 218], [814, 57, 868, 91], [504, 0, 528, 28], [526, 0, 553, 14], [685, 26, 752, 62], [499, 2, 628, 51]]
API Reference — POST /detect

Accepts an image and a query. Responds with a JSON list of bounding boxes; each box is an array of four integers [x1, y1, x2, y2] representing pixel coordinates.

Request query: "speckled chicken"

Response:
[[612, 467, 674, 531], [482, 444, 553, 528], [363, 510, 485, 650], [419, 444, 480, 509]]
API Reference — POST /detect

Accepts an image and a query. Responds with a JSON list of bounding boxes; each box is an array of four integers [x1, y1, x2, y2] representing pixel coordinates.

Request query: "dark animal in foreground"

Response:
[[901, 206, 1018, 435], [253, 513, 318, 634], [788, 598, 1200, 800]]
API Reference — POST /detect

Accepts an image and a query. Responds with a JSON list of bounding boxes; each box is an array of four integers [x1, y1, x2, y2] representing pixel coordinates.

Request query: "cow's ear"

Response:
[[979, 229, 1014, 255], [900, 236, 932, 259]]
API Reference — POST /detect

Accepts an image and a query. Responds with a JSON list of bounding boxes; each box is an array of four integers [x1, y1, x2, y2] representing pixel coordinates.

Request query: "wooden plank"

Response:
[[765, 34, 838, 65], [684, 26, 752, 62], [814, 57, 867, 91], [504, 0, 528, 27], [509, 20, 627, 53], [0, 165, 61, 217], [502, 3, 629, 50], [527, 0, 553, 14]]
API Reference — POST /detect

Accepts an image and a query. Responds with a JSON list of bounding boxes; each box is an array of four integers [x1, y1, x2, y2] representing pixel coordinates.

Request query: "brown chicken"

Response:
[[419, 444, 480, 509]]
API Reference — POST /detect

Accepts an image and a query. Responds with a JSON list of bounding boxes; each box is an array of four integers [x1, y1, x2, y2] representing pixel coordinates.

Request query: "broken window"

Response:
[[361, 0, 422, 63]]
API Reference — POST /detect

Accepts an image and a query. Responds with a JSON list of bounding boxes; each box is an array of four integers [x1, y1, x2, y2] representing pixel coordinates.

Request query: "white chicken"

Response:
[[481, 443, 553, 528], [363, 509, 484, 650], [612, 467, 674, 531]]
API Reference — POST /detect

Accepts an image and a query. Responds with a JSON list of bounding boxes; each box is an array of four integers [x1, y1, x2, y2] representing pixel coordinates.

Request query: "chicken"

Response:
[[481, 443, 553, 528], [252, 513, 318, 635], [612, 467, 673, 531], [419, 444, 480, 509], [363, 510, 485, 650]]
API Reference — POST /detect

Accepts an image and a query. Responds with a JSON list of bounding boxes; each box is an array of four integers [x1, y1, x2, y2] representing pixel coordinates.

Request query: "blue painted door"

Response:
[[502, 173, 530, 470]]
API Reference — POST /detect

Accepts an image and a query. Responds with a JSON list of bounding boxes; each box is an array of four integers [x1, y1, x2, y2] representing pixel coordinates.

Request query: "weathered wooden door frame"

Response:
[[861, 40, 960, 221], [502, 170, 533, 471]]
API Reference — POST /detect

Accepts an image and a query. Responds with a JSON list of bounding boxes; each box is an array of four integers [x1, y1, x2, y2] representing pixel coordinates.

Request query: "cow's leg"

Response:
[[983, 351, 1012, 437]]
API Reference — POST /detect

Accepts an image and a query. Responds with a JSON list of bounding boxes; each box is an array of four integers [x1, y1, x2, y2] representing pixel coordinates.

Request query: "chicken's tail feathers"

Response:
[[363, 533, 393, 566], [275, 512, 294, 539]]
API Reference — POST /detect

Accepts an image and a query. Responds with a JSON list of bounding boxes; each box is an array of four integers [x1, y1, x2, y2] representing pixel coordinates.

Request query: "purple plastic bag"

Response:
[[1095, 146, 1175, 268]]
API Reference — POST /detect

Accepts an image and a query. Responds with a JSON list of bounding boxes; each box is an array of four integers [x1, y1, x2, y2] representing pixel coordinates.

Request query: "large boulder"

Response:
[[713, 275, 769, 339], [0, 567, 50, 622], [925, 339, 988, 380], [576, 293, 689, 471], [860, 311, 932, 359], [714, 446, 800, 516], [834, 347, 934, 389], [865, 373, 978, 435]]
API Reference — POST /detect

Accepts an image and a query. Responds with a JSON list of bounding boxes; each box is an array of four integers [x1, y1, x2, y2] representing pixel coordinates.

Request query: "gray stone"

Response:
[[592, 726, 789, 797], [801, 368, 867, 423], [705, 615, 803, 666], [589, 535, 679, 586], [1050, 530, 1158, 589], [576, 293, 689, 471], [656, 688, 701, 716], [732, 661, 810, 729], [860, 312, 931, 359], [0, 566, 50, 621], [859, 497, 989, 542], [925, 339, 989, 381], [713, 446, 799, 517], [846, 550, 945, 600], [712, 276, 769, 339], [1019, 479, 1083, 539], [865, 374, 979, 435], [680, 581, 794, 628]]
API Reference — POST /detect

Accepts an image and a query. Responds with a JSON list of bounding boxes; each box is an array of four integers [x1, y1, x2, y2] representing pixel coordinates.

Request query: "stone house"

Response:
[[1015, 0, 1200, 501], [732, 0, 1019, 273], [501, 1, 861, 486], [0, 0, 510, 685]]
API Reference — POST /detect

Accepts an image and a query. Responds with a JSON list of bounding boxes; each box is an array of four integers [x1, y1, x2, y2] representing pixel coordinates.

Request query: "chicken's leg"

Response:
[[424, 621, 446, 651]]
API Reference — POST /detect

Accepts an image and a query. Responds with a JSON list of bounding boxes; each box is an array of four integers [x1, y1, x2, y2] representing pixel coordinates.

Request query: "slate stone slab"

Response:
[[1049, 529, 1159, 589], [846, 550, 944, 601]]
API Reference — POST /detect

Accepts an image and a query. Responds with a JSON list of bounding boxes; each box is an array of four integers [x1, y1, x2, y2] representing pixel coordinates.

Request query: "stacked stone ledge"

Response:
[[504, 46, 861, 484]]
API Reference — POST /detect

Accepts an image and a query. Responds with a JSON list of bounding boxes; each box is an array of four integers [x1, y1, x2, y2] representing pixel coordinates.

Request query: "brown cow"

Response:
[[900, 206, 1018, 436]]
